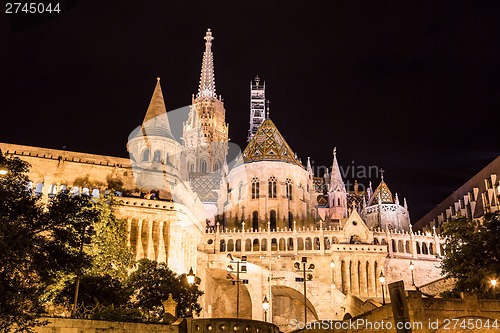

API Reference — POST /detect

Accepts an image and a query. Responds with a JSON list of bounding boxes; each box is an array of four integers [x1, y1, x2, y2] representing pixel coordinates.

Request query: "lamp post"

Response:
[[409, 261, 415, 286], [227, 253, 247, 318], [187, 267, 195, 317], [262, 295, 269, 322], [0, 166, 7, 176], [294, 257, 315, 323], [491, 279, 497, 298], [379, 272, 386, 305]]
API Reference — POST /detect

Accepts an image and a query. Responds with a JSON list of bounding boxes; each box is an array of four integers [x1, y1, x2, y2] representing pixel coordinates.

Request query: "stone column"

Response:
[[146, 220, 155, 260], [135, 219, 144, 261], [157, 220, 167, 263], [359, 260, 368, 298], [367, 260, 374, 297], [350, 260, 359, 296], [126, 218, 132, 248]]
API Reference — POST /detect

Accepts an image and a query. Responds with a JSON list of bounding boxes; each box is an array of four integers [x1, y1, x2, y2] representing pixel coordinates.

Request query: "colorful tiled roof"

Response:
[[242, 119, 302, 166]]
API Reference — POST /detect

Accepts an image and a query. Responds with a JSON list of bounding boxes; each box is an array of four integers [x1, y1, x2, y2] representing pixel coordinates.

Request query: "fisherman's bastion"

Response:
[[0, 30, 448, 332]]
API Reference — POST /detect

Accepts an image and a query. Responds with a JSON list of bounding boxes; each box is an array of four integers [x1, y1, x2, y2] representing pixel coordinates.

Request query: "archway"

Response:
[[204, 268, 252, 319], [252, 211, 259, 231], [271, 285, 318, 331]]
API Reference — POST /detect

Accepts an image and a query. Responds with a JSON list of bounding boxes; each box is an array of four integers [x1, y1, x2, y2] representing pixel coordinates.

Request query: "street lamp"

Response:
[[187, 267, 195, 317], [262, 295, 269, 322], [491, 279, 497, 298], [227, 253, 247, 318], [294, 257, 315, 323], [0, 166, 7, 176], [379, 272, 386, 305], [409, 261, 415, 286]]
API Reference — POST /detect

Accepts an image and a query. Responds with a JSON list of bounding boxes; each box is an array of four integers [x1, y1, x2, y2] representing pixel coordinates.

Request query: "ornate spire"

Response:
[[197, 29, 217, 99], [329, 147, 345, 192]]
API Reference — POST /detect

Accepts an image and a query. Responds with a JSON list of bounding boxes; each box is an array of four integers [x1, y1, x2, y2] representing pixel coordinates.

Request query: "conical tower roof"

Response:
[[329, 147, 345, 192], [370, 179, 394, 205], [133, 77, 174, 139], [243, 118, 301, 166]]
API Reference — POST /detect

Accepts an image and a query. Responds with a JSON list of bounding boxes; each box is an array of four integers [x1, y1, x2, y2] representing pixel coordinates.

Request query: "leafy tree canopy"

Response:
[[440, 212, 500, 298], [128, 259, 204, 321]]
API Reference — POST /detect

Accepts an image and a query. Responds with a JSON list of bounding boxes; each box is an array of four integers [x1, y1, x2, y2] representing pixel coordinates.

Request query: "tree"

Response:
[[440, 212, 500, 298], [127, 259, 203, 321], [0, 151, 95, 332]]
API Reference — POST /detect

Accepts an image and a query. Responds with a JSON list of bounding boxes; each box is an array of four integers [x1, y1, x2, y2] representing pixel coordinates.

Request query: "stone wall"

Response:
[[35, 317, 180, 333]]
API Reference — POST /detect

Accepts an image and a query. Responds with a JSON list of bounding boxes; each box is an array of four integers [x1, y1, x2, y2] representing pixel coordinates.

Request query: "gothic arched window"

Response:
[[214, 161, 220, 173], [268, 176, 277, 198], [286, 178, 293, 200], [189, 161, 194, 172], [200, 159, 208, 173], [153, 150, 161, 162], [142, 148, 150, 162], [251, 177, 259, 199]]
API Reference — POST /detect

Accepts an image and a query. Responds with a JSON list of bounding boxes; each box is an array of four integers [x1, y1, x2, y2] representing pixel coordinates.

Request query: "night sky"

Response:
[[1, 1, 498, 222]]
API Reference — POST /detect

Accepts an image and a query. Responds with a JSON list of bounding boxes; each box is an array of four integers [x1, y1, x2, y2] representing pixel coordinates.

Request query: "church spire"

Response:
[[197, 29, 217, 99], [329, 147, 345, 192]]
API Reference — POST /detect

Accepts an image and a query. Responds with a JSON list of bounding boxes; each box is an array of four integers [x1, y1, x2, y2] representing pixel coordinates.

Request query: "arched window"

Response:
[[268, 176, 277, 198], [337, 198, 341, 206], [189, 162, 194, 172], [270, 210, 277, 230], [252, 211, 259, 231], [286, 178, 293, 200], [142, 148, 150, 162], [214, 161, 220, 173], [200, 159, 208, 173], [251, 177, 259, 199], [153, 150, 161, 162]]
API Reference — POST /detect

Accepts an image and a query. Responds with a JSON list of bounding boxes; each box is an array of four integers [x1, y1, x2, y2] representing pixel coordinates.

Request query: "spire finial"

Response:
[[380, 168, 385, 181], [266, 100, 270, 119], [197, 29, 216, 98], [333, 147, 337, 157], [156, 77, 160, 82]]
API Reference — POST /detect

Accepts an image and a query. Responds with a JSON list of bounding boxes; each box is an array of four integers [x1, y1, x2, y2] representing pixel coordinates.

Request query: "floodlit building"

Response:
[[0, 29, 446, 332]]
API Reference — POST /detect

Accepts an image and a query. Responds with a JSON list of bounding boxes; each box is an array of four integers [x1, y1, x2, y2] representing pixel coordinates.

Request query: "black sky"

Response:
[[0, 0, 498, 222]]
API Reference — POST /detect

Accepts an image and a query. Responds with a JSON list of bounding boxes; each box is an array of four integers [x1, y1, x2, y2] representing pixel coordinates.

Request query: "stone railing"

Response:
[[189, 318, 279, 333], [201, 222, 443, 259]]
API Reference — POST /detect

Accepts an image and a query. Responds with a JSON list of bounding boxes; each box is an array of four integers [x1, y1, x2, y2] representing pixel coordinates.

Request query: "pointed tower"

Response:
[[364, 173, 411, 231], [127, 77, 182, 196], [248, 76, 266, 142], [328, 147, 348, 219], [182, 29, 229, 178]]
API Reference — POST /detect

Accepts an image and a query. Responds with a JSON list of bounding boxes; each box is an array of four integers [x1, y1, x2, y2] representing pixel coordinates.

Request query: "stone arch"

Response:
[[332, 237, 338, 244], [245, 239, 251, 252], [261, 238, 267, 251], [205, 268, 253, 319], [373, 238, 380, 245], [429, 243, 434, 255], [422, 242, 429, 254], [305, 237, 312, 250], [235, 239, 241, 251], [392, 239, 397, 252], [313, 237, 320, 250], [416, 242, 421, 254], [141, 148, 149, 162], [252, 239, 259, 251], [220, 239, 226, 252], [405, 240, 411, 253], [287, 237, 294, 250], [153, 150, 161, 162], [279, 238, 286, 251], [324, 237, 331, 250], [271, 238, 278, 251], [271, 285, 319, 327], [297, 238, 304, 250], [227, 239, 234, 252], [140, 219, 149, 259], [398, 240, 404, 252]]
